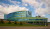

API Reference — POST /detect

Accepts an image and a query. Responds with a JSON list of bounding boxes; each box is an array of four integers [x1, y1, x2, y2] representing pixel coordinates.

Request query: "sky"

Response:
[[0, 0, 50, 22]]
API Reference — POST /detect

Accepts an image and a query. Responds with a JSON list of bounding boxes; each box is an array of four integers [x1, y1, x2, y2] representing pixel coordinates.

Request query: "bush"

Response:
[[1, 19, 4, 24], [8, 21, 11, 24], [20, 22, 23, 25], [14, 21, 17, 24]]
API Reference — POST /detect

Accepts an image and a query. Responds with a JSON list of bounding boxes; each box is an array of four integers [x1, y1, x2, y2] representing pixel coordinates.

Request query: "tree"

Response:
[[1, 19, 4, 24], [7, 18, 11, 24], [20, 22, 23, 25], [14, 21, 17, 24], [8, 21, 11, 24]]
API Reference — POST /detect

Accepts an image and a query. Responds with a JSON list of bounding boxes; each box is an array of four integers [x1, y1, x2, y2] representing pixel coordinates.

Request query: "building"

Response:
[[4, 11, 32, 21], [4, 11, 48, 26], [15, 17, 48, 26], [14, 11, 32, 17]]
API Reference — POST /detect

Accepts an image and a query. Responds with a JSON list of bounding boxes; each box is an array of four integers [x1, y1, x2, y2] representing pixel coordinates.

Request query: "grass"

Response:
[[0, 23, 47, 27]]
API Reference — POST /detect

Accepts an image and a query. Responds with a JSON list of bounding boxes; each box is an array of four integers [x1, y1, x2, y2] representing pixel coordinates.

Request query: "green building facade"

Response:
[[4, 11, 48, 26], [4, 11, 32, 21], [14, 17, 48, 26]]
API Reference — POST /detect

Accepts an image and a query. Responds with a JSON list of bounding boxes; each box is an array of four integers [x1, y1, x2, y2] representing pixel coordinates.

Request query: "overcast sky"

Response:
[[0, 0, 50, 22]]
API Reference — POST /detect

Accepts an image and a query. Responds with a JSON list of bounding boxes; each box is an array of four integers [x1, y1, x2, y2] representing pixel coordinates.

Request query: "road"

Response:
[[0, 23, 50, 29], [0, 26, 50, 29]]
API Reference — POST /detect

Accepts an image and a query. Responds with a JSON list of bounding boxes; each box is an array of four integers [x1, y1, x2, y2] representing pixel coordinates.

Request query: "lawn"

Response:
[[0, 23, 47, 27]]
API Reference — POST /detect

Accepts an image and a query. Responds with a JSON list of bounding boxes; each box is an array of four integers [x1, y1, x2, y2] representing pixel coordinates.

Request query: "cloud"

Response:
[[22, 3, 28, 6], [8, 0, 21, 5], [22, 0, 43, 8], [0, 13, 4, 19], [35, 8, 48, 17], [36, 0, 50, 18], [1, 3, 9, 7], [0, 5, 28, 14], [22, 0, 50, 17], [41, 0, 50, 14]]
